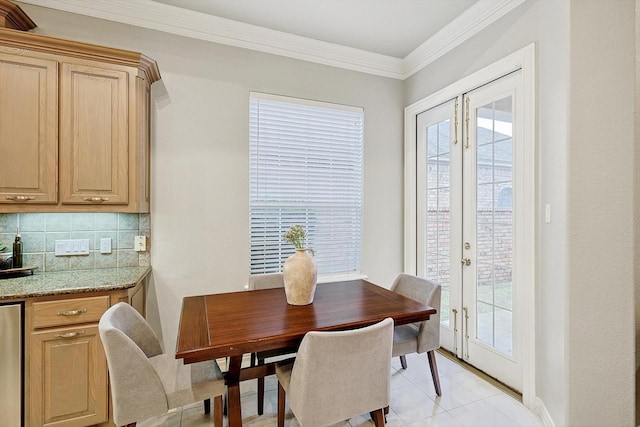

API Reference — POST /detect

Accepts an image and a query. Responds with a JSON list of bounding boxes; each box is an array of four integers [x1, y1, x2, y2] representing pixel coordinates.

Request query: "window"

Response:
[[249, 92, 364, 277]]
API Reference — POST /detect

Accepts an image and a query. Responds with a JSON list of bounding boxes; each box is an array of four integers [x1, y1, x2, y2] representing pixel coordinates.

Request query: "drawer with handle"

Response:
[[32, 295, 110, 329]]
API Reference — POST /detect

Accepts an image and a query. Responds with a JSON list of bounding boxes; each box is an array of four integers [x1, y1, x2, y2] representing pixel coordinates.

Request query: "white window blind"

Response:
[[249, 92, 363, 276]]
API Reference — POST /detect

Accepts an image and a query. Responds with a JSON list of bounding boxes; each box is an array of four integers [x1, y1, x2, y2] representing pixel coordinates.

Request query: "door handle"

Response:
[[463, 307, 470, 360], [452, 308, 458, 354]]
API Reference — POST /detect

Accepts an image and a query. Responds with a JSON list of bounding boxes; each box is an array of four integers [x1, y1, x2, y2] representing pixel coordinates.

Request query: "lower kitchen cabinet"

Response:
[[25, 276, 147, 427], [30, 324, 107, 427]]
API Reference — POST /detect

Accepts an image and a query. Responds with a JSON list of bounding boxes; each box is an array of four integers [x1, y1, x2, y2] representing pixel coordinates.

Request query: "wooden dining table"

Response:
[[175, 279, 436, 427]]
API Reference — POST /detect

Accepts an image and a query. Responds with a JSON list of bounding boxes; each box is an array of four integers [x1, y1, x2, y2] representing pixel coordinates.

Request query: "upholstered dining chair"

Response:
[[247, 273, 298, 415], [99, 302, 225, 427], [390, 273, 442, 396], [275, 317, 394, 427]]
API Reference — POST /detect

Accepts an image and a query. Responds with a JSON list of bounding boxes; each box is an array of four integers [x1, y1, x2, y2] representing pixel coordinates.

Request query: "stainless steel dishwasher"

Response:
[[0, 302, 23, 427]]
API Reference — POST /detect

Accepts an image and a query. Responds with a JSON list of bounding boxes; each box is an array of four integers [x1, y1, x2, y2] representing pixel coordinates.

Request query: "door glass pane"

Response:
[[475, 96, 513, 356], [425, 120, 451, 326]]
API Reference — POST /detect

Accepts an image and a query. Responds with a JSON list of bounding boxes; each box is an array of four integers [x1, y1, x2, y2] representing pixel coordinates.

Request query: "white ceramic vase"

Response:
[[283, 248, 318, 305]]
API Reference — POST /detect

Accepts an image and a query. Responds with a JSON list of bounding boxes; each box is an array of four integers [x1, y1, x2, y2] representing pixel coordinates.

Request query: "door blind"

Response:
[[249, 92, 363, 276]]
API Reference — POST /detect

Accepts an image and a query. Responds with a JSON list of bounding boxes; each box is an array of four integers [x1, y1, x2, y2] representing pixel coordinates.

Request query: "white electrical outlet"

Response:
[[100, 238, 112, 254], [134, 236, 146, 252]]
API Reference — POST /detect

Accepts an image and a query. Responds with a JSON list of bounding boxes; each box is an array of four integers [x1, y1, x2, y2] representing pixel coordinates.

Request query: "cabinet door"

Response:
[[0, 53, 57, 204], [30, 324, 108, 427], [60, 63, 129, 205]]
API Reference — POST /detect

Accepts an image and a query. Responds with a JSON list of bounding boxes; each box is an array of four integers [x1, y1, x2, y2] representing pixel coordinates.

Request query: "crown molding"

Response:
[[0, 26, 161, 82], [401, 0, 527, 79], [0, 0, 36, 30], [17, 0, 526, 80]]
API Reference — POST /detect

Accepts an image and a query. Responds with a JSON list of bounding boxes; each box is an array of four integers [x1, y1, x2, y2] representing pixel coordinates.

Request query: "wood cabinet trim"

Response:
[[0, 0, 36, 31], [0, 28, 160, 83]]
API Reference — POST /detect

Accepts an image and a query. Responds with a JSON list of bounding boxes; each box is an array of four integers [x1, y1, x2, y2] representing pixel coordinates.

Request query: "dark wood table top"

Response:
[[176, 279, 436, 363]]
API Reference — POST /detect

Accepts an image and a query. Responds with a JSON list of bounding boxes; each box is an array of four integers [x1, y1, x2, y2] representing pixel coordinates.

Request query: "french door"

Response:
[[416, 71, 524, 391]]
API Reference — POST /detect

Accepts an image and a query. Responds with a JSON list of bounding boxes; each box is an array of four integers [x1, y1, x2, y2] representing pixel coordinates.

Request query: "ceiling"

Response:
[[149, 0, 478, 58], [18, 0, 526, 79]]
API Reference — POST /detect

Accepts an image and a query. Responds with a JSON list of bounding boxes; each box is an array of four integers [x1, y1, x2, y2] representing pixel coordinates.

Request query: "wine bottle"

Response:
[[12, 227, 22, 269]]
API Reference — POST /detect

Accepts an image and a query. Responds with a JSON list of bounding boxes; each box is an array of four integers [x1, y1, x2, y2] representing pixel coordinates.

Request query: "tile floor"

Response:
[[139, 352, 543, 427]]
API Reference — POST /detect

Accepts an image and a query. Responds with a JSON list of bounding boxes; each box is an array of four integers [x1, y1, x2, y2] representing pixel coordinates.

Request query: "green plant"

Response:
[[283, 224, 306, 249]]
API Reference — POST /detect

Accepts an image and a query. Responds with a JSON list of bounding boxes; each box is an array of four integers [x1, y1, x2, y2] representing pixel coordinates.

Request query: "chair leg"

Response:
[[370, 408, 385, 426], [213, 395, 223, 427], [204, 398, 211, 414], [399, 355, 407, 369], [277, 382, 286, 427], [257, 357, 265, 415], [257, 377, 265, 414], [427, 350, 442, 396]]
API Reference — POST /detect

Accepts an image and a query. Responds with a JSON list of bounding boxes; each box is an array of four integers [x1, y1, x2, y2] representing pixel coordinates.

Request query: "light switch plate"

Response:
[[134, 236, 146, 252], [545, 204, 551, 223], [54, 239, 90, 256], [100, 238, 112, 254]]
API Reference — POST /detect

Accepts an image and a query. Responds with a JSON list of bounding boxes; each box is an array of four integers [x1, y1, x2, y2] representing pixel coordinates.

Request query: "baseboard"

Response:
[[535, 398, 556, 427]]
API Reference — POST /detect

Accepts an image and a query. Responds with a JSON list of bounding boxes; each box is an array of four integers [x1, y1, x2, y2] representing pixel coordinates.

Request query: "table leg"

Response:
[[226, 355, 243, 427]]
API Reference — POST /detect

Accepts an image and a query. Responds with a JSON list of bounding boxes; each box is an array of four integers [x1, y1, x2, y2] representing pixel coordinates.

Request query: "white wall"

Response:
[[567, 1, 635, 425], [405, 0, 635, 425], [19, 4, 405, 352]]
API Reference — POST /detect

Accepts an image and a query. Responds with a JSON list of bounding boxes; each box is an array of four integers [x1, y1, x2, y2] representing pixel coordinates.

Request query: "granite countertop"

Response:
[[0, 266, 151, 300]]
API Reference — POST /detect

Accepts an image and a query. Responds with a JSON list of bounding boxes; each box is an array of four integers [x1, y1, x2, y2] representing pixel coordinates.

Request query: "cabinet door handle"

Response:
[[55, 330, 85, 339], [84, 197, 109, 202], [6, 195, 35, 201], [57, 309, 87, 316]]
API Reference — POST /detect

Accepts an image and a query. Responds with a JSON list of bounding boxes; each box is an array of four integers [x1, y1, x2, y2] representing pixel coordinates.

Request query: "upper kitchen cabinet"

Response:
[[59, 63, 131, 206], [0, 20, 160, 213], [0, 52, 58, 204]]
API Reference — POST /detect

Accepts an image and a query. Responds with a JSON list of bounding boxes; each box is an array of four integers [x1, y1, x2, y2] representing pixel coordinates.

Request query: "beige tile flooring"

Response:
[[139, 352, 543, 427]]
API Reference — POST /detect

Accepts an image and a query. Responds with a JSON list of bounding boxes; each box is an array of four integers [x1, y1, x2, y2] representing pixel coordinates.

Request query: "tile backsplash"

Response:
[[0, 213, 150, 272]]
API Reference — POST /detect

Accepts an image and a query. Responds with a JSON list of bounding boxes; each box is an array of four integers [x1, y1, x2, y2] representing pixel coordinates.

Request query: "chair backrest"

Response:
[[99, 302, 168, 426], [288, 317, 394, 427], [248, 273, 284, 290], [391, 273, 441, 353]]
